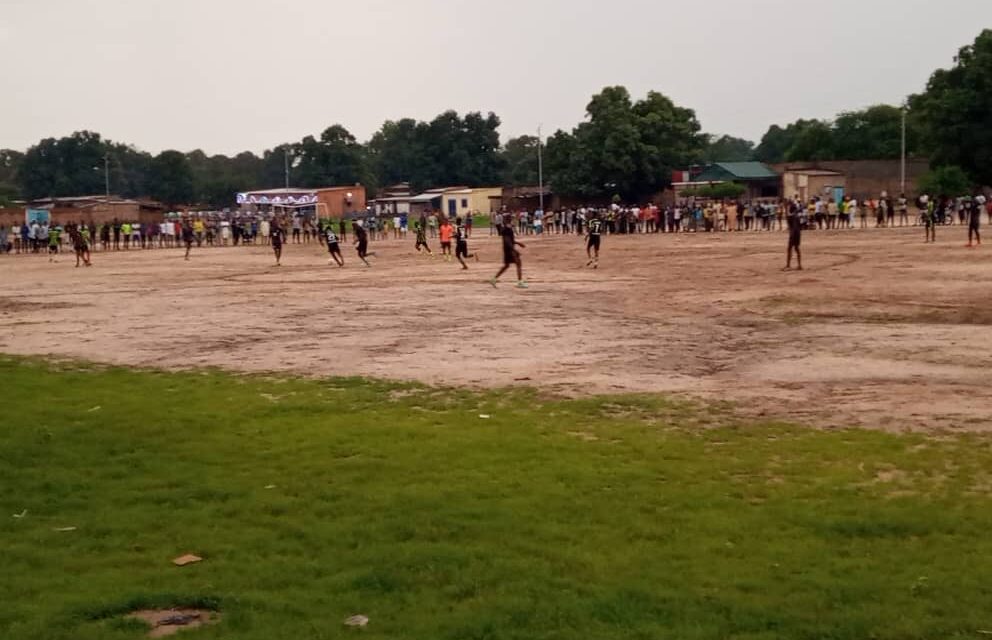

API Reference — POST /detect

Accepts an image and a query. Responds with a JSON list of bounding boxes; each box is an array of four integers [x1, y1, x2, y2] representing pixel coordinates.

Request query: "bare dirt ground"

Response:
[[1, 227, 990, 431]]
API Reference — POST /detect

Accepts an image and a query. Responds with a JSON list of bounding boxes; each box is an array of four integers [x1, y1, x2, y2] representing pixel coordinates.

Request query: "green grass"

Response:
[[2, 356, 992, 640]]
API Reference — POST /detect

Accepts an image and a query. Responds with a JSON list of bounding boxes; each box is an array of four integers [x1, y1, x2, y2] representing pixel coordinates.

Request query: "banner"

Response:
[[26, 209, 50, 225]]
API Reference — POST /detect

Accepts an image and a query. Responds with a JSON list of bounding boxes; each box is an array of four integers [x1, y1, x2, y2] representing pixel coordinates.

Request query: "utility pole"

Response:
[[537, 125, 544, 213], [104, 153, 110, 198], [284, 148, 290, 189], [900, 107, 907, 194]]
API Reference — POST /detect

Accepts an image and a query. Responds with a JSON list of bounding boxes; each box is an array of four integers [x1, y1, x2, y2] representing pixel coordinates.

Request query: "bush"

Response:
[[679, 183, 746, 199], [917, 166, 972, 197]]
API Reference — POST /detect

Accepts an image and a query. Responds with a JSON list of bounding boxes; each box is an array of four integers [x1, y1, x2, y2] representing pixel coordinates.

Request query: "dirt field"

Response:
[[1, 227, 989, 431]]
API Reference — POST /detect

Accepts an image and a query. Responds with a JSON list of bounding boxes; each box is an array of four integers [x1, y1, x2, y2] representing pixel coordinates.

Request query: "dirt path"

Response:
[[2, 227, 990, 431]]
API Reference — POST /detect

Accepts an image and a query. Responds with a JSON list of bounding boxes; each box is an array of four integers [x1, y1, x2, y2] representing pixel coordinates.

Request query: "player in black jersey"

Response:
[[454, 217, 478, 270], [585, 214, 603, 267], [352, 221, 375, 267], [413, 220, 433, 256], [784, 198, 803, 270], [182, 219, 195, 261], [270, 219, 285, 266], [489, 219, 527, 288], [324, 225, 344, 266]]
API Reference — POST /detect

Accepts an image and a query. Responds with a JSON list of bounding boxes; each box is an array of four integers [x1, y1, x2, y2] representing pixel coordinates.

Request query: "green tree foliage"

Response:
[[147, 150, 194, 207], [546, 86, 704, 201], [700, 135, 755, 162], [679, 183, 746, 199], [831, 105, 913, 160], [756, 107, 921, 163], [500, 135, 541, 186], [185, 150, 263, 208], [292, 125, 370, 191], [0, 149, 23, 205], [19, 131, 111, 199], [755, 120, 824, 163], [366, 112, 505, 192], [910, 29, 992, 186], [367, 118, 423, 189], [917, 165, 972, 197]]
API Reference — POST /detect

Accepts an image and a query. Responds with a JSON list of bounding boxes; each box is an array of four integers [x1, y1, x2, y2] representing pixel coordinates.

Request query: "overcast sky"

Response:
[[2, 0, 989, 156]]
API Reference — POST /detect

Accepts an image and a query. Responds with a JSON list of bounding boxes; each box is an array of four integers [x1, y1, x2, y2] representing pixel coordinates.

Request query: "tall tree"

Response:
[[367, 118, 423, 188], [366, 111, 504, 191], [501, 135, 541, 186], [0, 149, 23, 204], [147, 150, 194, 207], [293, 125, 370, 190], [755, 120, 821, 163], [831, 105, 916, 160], [785, 120, 835, 161], [910, 29, 992, 186], [700, 135, 755, 162], [19, 131, 110, 199], [546, 86, 703, 201]]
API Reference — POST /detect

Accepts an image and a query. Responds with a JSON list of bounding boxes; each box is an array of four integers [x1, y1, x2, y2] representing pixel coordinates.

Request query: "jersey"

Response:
[[324, 229, 339, 245], [588, 219, 603, 236], [455, 224, 468, 242]]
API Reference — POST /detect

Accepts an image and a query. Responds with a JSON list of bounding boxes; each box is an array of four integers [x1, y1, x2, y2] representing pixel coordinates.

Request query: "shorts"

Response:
[[587, 236, 601, 250], [327, 242, 341, 254], [49, 244, 58, 253], [788, 230, 801, 248], [357, 240, 368, 255], [441, 241, 452, 250], [456, 241, 468, 258], [502, 247, 518, 265], [416, 239, 428, 249], [272, 240, 282, 249]]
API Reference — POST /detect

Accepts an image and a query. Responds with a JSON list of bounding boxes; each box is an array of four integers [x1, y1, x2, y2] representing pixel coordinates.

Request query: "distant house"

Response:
[[406, 186, 501, 218], [781, 169, 846, 202], [772, 159, 930, 200], [438, 187, 501, 217], [678, 162, 781, 200], [371, 183, 413, 216], [2, 195, 167, 226]]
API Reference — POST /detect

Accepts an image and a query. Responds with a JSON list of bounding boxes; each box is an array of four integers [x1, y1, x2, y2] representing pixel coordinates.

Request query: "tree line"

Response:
[[1, 29, 988, 207]]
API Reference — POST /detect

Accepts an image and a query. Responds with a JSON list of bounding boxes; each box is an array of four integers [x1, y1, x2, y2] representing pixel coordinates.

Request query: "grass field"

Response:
[[3, 356, 992, 639]]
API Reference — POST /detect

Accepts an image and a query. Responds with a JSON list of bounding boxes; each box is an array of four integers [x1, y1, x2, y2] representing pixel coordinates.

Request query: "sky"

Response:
[[1, 0, 990, 156]]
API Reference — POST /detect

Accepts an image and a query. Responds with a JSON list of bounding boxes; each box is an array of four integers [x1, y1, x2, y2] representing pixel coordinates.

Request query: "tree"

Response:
[[367, 118, 423, 188], [0, 149, 23, 205], [546, 86, 704, 201], [910, 29, 992, 186], [147, 150, 194, 207], [917, 165, 972, 197], [755, 120, 825, 163], [831, 105, 913, 160], [366, 111, 505, 191], [501, 135, 541, 186], [293, 125, 370, 190], [785, 120, 835, 161], [700, 135, 755, 162], [679, 183, 746, 199], [19, 131, 111, 199]]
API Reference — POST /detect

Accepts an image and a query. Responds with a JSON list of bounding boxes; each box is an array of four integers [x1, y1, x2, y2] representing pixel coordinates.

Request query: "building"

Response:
[[0, 196, 165, 227], [371, 183, 413, 217], [781, 169, 846, 202], [772, 160, 930, 199], [676, 162, 781, 200], [438, 187, 501, 217], [236, 186, 366, 218]]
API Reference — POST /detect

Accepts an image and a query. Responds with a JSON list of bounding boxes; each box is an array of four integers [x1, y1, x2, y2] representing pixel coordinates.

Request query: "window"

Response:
[[461, 199, 468, 208]]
